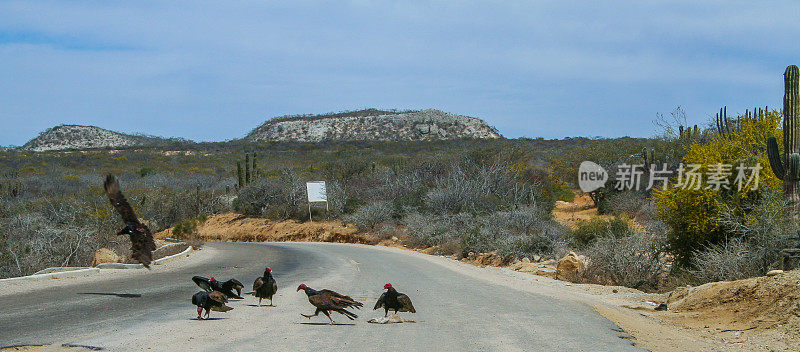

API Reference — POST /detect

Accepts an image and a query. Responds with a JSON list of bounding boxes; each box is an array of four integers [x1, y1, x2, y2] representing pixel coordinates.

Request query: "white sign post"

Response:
[[306, 181, 328, 222]]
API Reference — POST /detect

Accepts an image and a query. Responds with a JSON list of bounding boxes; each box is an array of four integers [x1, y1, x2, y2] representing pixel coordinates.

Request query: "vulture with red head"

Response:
[[103, 175, 157, 268], [297, 284, 363, 324], [374, 283, 416, 317], [250, 267, 277, 306]]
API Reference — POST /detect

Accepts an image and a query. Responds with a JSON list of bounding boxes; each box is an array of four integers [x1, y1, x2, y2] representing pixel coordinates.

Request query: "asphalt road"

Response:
[[0, 242, 643, 351]]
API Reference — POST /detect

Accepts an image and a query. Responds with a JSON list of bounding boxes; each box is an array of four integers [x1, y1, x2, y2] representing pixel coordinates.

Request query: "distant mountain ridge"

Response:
[[17, 108, 503, 151], [246, 109, 502, 142]]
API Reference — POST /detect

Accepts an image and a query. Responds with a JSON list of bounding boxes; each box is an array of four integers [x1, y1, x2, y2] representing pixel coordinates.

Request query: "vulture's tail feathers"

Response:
[[338, 309, 358, 320]]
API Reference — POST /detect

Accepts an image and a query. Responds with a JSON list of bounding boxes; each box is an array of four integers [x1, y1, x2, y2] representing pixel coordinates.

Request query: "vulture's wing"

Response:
[[270, 278, 278, 295], [208, 291, 233, 312], [308, 292, 337, 309], [373, 292, 387, 310], [253, 277, 264, 291], [103, 175, 140, 227], [104, 175, 156, 268], [225, 279, 244, 291], [320, 289, 363, 309], [209, 291, 229, 304], [397, 293, 416, 313], [193, 276, 213, 292]]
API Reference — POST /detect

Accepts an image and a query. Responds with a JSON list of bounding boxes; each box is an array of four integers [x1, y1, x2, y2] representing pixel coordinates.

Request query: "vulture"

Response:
[[374, 283, 416, 317], [250, 267, 278, 306], [103, 175, 157, 268], [192, 276, 244, 299], [297, 284, 363, 324], [192, 290, 233, 320]]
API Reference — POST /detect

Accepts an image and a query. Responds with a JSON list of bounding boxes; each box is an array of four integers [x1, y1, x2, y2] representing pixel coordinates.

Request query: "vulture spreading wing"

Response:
[[221, 278, 244, 298], [192, 276, 244, 299], [193, 276, 214, 292], [374, 292, 416, 313], [104, 175, 156, 268]]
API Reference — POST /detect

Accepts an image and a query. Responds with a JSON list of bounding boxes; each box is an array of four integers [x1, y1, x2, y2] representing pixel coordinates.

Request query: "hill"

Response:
[[21, 125, 185, 152], [245, 109, 503, 142]]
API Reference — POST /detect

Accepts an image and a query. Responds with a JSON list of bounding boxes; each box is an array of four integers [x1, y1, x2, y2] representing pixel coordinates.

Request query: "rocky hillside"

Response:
[[22, 125, 156, 152], [245, 109, 503, 142]]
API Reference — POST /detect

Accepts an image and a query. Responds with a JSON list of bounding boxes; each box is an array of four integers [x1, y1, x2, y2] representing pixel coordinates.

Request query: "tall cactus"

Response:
[[237, 160, 245, 188], [767, 65, 800, 219]]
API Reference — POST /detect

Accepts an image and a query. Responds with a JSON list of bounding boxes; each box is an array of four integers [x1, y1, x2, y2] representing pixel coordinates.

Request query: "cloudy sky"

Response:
[[1, 1, 798, 145]]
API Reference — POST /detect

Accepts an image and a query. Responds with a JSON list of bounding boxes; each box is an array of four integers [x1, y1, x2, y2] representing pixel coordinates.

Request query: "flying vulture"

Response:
[[374, 283, 416, 317], [250, 267, 278, 306], [192, 290, 233, 320], [297, 284, 363, 324], [193, 276, 245, 299], [103, 174, 157, 268]]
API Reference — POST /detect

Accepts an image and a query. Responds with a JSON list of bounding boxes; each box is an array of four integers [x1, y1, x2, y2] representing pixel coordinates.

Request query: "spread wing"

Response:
[[397, 293, 416, 313], [193, 276, 213, 292], [104, 175, 156, 268], [225, 279, 244, 291], [104, 175, 140, 227], [373, 292, 387, 310]]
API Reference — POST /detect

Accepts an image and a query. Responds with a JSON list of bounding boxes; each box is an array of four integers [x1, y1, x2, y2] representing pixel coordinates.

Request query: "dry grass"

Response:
[[154, 213, 369, 244]]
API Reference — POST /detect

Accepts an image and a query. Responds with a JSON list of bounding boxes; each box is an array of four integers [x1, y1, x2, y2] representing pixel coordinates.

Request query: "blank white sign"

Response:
[[306, 181, 327, 202]]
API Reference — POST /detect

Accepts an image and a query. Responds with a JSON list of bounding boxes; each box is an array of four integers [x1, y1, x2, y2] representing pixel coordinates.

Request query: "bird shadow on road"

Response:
[[79, 292, 142, 298], [189, 317, 226, 321], [297, 322, 356, 326], [245, 304, 276, 307]]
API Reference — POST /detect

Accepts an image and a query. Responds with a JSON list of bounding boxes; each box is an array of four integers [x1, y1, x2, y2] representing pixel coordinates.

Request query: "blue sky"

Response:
[[1, 1, 798, 145]]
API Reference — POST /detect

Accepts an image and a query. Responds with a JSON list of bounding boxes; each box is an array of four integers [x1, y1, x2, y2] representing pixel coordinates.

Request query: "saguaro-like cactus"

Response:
[[767, 65, 800, 219], [237, 160, 245, 188]]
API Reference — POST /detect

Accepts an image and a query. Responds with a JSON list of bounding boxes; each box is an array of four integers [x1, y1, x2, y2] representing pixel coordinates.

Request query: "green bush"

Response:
[[570, 216, 632, 248]]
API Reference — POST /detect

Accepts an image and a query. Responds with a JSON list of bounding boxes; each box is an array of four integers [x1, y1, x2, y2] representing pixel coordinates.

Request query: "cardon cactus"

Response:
[[767, 65, 800, 218]]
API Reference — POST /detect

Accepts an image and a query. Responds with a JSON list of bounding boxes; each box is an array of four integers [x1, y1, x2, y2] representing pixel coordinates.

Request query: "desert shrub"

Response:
[[689, 238, 764, 283], [654, 111, 781, 266], [0, 193, 120, 278], [582, 233, 669, 290], [690, 189, 790, 282], [422, 160, 550, 215], [233, 175, 306, 220], [343, 201, 393, 230], [605, 190, 654, 221], [171, 215, 208, 240], [403, 206, 568, 259], [570, 216, 633, 248]]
